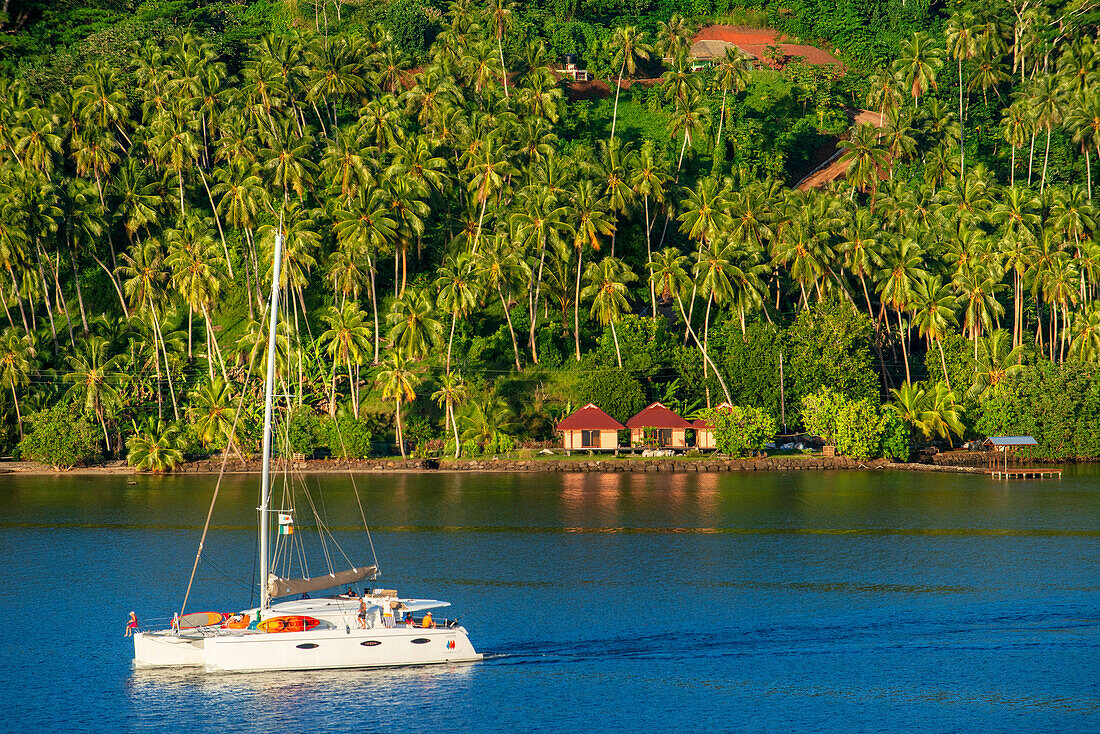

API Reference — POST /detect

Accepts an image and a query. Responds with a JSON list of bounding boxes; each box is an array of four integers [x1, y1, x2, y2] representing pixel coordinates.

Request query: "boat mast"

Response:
[[259, 231, 284, 611]]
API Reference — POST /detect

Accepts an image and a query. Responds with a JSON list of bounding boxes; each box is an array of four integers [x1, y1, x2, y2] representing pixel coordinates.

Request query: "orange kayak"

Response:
[[177, 611, 225, 629], [257, 615, 321, 633]]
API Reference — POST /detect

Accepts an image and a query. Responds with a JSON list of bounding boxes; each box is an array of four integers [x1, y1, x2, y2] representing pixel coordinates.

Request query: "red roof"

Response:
[[556, 403, 626, 431], [626, 402, 692, 429], [691, 403, 734, 429]]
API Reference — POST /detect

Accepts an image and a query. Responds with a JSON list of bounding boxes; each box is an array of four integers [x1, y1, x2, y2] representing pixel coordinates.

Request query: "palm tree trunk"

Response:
[[958, 59, 965, 176], [368, 253, 380, 364], [573, 245, 584, 360], [447, 310, 457, 373], [149, 301, 180, 421], [472, 195, 489, 254], [937, 338, 951, 391], [10, 379, 22, 440], [201, 304, 230, 384], [497, 35, 509, 98], [610, 319, 622, 368], [395, 398, 405, 459], [450, 401, 460, 459], [528, 241, 547, 363], [610, 60, 626, 142], [897, 309, 911, 385], [67, 237, 89, 331], [645, 196, 656, 318], [48, 249, 75, 348], [33, 244, 59, 352], [674, 293, 733, 404], [1027, 129, 1036, 185], [197, 168, 233, 278], [7, 267, 29, 338], [498, 286, 522, 371], [1040, 126, 1052, 193]]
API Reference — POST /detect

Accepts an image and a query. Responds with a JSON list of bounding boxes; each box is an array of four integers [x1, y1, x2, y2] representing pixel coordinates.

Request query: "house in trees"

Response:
[[557, 403, 625, 453], [627, 402, 691, 449], [691, 402, 734, 450]]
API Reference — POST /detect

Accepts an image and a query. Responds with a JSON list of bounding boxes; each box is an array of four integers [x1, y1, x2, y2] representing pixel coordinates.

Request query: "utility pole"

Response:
[[779, 351, 787, 434]]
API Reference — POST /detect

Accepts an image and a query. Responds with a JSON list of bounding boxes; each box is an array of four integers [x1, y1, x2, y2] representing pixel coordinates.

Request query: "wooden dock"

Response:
[[987, 468, 1062, 479]]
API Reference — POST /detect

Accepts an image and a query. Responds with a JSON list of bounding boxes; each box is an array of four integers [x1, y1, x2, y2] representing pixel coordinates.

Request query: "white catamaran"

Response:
[[133, 233, 481, 673]]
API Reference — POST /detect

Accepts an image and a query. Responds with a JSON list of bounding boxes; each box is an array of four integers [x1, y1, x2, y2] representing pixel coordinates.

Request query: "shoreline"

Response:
[[0, 453, 1080, 477]]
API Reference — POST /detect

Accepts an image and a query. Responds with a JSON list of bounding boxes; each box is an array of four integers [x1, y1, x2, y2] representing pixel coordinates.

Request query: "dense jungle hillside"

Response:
[[0, 0, 1099, 469]]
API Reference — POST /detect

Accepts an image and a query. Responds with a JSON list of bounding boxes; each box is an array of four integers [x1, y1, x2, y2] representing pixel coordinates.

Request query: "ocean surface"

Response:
[[2, 467, 1097, 732]]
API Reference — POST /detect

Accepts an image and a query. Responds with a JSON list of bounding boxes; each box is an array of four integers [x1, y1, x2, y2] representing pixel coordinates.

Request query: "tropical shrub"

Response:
[[575, 368, 646, 424], [834, 398, 885, 460], [19, 405, 102, 470], [325, 416, 374, 459], [127, 418, 185, 473], [878, 411, 909, 461], [786, 299, 879, 409], [800, 387, 845, 445], [708, 405, 777, 458]]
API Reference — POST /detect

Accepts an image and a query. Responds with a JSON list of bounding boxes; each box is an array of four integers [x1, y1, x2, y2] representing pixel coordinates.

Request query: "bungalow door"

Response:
[[581, 430, 600, 448], [657, 429, 672, 447]]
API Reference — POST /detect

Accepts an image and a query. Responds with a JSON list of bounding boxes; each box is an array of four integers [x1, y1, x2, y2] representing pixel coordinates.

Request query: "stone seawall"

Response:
[[178, 455, 892, 473]]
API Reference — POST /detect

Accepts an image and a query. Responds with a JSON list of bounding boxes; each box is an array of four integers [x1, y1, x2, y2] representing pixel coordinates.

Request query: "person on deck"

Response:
[[357, 598, 367, 629], [404, 614, 415, 628], [422, 611, 435, 628], [125, 612, 138, 637]]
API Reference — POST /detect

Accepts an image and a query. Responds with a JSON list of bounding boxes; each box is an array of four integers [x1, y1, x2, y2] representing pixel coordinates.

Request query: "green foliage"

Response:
[[709, 320, 785, 425], [325, 416, 374, 459], [285, 406, 321, 457], [787, 298, 879, 412], [18, 405, 102, 469], [800, 387, 845, 445], [878, 410, 909, 461], [126, 417, 185, 473], [575, 368, 647, 424], [975, 362, 1100, 460], [708, 404, 776, 458], [834, 397, 885, 460]]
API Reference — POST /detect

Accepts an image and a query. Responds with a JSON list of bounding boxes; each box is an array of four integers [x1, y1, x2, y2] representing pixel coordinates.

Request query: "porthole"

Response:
[[411, 638, 431, 645], [295, 643, 319, 649], [360, 640, 381, 647]]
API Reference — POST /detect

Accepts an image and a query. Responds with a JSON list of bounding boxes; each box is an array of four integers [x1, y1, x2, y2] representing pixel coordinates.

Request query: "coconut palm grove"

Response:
[[0, 0, 1099, 470]]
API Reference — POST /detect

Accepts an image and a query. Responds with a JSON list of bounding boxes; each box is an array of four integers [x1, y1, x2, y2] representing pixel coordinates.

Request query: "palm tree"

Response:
[[568, 181, 615, 360], [387, 288, 444, 362], [63, 336, 125, 452], [944, 14, 979, 175], [376, 352, 418, 459], [608, 27, 653, 143], [628, 142, 672, 314], [837, 123, 886, 195], [655, 14, 694, 62], [1068, 307, 1100, 362], [893, 32, 943, 104], [510, 186, 573, 362], [432, 371, 468, 458], [320, 302, 372, 417], [968, 329, 1024, 400], [910, 274, 960, 389], [875, 236, 925, 384], [165, 217, 228, 376], [0, 327, 34, 439], [187, 377, 241, 459], [127, 417, 184, 472], [474, 238, 530, 370], [434, 253, 481, 372], [581, 256, 636, 368], [1029, 75, 1063, 192], [485, 0, 516, 98]]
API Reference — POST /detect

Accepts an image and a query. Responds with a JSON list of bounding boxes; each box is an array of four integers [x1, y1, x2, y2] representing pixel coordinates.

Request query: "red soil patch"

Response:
[[795, 108, 885, 191], [695, 25, 844, 70]]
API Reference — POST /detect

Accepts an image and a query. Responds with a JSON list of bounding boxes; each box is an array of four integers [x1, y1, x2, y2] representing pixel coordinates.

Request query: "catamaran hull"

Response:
[[134, 627, 482, 673]]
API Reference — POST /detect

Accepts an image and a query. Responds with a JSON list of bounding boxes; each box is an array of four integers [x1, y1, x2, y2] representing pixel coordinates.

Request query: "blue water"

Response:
[[3, 469, 1098, 731]]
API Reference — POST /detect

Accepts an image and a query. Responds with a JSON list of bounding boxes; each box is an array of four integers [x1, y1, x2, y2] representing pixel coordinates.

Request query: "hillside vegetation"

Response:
[[0, 0, 1099, 468]]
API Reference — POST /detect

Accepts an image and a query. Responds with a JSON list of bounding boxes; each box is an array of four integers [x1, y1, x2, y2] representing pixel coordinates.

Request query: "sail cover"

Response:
[[267, 566, 379, 598]]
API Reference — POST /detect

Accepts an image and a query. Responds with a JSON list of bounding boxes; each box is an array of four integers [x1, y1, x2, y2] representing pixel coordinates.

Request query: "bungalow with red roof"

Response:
[[626, 402, 691, 449], [556, 403, 625, 453], [691, 402, 733, 450]]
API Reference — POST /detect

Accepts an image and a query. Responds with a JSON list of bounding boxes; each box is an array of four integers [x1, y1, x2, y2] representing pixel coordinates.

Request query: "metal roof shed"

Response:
[[983, 436, 1038, 471]]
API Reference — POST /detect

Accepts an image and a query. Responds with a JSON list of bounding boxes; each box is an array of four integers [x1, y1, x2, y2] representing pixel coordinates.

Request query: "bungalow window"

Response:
[[658, 429, 672, 447], [581, 430, 600, 448]]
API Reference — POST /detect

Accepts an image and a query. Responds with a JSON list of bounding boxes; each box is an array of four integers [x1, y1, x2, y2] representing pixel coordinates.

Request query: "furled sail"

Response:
[[267, 566, 379, 598]]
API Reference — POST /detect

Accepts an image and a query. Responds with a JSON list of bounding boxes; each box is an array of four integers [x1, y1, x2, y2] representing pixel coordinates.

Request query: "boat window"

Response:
[[411, 638, 431, 644], [295, 643, 319, 649], [360, 640, 381, 647]]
